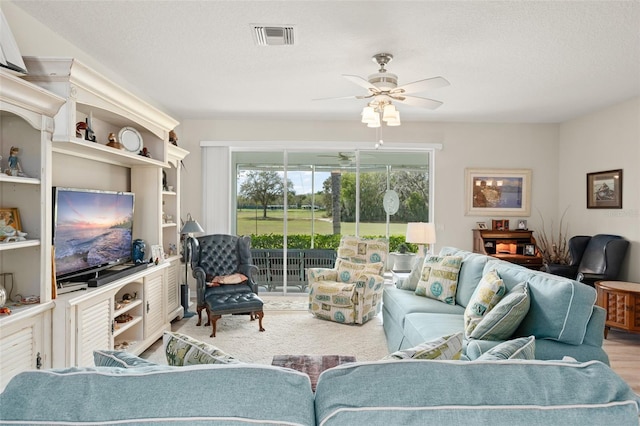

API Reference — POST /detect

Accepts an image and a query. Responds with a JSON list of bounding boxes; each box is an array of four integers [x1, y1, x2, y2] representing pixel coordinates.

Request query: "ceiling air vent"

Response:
[[252, 25, 295, 46]]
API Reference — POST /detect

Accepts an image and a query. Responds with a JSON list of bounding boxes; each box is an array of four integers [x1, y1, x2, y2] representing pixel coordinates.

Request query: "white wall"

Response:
[[558, 97, 640, 282]]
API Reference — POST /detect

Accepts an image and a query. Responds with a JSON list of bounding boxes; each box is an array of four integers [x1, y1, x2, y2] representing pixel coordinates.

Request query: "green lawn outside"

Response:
[[236, 209, 407, 236]]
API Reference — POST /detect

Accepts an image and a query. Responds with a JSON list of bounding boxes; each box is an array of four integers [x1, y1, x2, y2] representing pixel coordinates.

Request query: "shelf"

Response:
[[162, 191, 177, 196], [0, 239, 40, 251], [114, 299, 142, 317], [113, 315, 142, 338], [51, 138, 167, 168], [162, 222, 177, 228], [0, 175, 40, 185]]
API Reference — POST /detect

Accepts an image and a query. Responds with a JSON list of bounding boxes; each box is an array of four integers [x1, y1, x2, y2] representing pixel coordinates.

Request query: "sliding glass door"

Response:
[[233, 149, 432, 294]]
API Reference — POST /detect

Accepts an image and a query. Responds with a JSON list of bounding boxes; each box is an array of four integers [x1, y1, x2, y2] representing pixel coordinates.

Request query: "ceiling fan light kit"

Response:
[[320, 52, 449, 128]]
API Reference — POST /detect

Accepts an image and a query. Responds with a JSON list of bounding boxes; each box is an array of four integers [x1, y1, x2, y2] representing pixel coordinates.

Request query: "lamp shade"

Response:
[[405, 222, 436, 245], [180, 213, 204, 234]]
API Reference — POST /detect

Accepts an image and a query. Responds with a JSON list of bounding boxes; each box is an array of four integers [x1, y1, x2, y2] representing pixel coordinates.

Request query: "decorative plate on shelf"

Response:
[[118, 126, 143, 152]]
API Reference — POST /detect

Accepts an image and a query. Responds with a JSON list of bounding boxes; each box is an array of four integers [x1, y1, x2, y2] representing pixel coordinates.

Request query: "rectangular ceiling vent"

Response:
[[252, 25, 295, 46]]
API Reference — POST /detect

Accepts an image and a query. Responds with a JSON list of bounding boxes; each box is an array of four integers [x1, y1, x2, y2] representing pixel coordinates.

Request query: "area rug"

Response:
[[272, 355, 357, 391], [260, 295, 308, 311], [141, 304, 388, 365]]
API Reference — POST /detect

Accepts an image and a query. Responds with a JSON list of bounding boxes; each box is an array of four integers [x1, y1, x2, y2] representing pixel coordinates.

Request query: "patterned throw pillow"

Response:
[[163, 331, 240, 366], [361, 262, 385, 276], [464, 270, 507, 338], [414, 256, 463, 305], [93, 350, 158, 368], [383, 332, 463, 361], [475, 336, 536, 360], [337, 236, 388, 264], [335, 258, 366, 283], [467, 282, 531, 340]]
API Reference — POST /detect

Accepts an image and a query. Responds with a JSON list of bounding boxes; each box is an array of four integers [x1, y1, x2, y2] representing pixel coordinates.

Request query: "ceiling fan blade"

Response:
[[393, 76, 450, 95], [393, 95, 443, 109], [343, 74, 379, 93], [312, 95, 362, 101]]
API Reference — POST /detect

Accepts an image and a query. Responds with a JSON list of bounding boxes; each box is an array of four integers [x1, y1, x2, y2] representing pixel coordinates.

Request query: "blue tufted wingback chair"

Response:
[[190, 234, 259, 327]]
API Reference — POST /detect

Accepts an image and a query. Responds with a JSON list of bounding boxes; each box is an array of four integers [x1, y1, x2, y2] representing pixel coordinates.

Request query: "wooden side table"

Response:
[[595, 281, 640, 338]]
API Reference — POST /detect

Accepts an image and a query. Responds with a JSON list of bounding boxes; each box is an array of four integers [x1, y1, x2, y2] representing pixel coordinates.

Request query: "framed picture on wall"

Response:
[[465, 168, 532, 216], [587, 169, 622, 209]]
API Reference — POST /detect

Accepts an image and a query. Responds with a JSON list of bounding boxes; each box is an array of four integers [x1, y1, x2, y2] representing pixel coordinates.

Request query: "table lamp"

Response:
[[180, 213, 204, 317], [405, 222, 436, 257]]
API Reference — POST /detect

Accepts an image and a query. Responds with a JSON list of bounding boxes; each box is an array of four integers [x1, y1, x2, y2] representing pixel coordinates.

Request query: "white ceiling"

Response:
[[11, 0, 640, 124]]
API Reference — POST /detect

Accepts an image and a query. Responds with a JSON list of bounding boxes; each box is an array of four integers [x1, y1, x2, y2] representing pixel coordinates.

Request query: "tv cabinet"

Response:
[[52, 264, 168, 367], [0, 57, 188, 388], [472, 229, 543, 269]]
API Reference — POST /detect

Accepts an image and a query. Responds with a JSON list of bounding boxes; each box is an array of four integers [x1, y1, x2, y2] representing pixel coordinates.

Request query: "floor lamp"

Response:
[[405, 222, 437, 257], [180, 213, 203, 318]]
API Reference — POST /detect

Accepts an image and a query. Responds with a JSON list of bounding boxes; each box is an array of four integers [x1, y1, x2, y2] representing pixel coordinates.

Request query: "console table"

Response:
[[595, 281, 640, 338], [472, 229, 543, 269]]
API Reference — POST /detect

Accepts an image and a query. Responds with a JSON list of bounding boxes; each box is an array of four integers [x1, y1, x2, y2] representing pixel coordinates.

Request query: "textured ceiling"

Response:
[[10, 0, 640, 123]]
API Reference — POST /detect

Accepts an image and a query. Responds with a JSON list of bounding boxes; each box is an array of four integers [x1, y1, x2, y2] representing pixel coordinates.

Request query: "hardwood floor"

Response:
[[602, 329, 640, 394]]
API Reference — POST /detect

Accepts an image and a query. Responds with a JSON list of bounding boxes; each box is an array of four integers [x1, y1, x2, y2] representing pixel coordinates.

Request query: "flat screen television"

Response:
[[53, 187, 135, 283]]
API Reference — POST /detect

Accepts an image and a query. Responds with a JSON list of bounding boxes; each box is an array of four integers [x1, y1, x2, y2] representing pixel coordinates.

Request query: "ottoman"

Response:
[[204, 291, 265, 337]]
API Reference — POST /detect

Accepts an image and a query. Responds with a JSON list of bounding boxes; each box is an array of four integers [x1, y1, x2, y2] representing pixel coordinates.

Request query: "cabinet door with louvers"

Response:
[[0, 314, 46, 391], [76, 295, 112, 367], [144, 270, 165, 340]]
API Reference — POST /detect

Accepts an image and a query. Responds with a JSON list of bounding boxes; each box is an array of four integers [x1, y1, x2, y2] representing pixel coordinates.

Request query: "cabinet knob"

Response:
[[36, 352, 42, 370]]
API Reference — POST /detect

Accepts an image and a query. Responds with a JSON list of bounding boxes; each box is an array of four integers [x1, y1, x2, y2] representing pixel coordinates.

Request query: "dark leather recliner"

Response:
[[544, 234, 629, 286], [190, 234, 264, 336]]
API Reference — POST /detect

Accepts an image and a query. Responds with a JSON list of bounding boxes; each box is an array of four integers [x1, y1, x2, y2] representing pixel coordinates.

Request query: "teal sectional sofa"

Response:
[[383, 247, 610, 363], [1, 360, 639, 424]]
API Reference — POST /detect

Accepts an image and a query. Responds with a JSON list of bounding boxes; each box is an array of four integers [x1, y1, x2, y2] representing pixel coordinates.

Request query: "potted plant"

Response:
[[390, 243, 416, 272]]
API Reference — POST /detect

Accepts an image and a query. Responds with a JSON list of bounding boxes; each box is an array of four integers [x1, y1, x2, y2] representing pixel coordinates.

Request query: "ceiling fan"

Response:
[[318, 152, 357, 166], [316, 53, 450, 115]]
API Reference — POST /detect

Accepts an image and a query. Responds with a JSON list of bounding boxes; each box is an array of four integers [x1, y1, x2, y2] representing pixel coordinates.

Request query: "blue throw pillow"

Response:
[[93, 350, 158, 368]]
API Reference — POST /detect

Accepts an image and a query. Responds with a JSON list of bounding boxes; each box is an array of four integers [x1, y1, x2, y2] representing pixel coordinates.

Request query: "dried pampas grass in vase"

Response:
[[536, 207, 571, 266]]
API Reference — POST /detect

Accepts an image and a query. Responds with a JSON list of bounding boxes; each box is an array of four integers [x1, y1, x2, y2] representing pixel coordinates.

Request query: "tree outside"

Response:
[[238, 171, 295, 219]]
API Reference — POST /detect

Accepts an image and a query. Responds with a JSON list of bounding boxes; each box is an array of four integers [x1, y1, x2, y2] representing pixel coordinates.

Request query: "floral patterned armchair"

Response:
[[308, 236, 388, 324]]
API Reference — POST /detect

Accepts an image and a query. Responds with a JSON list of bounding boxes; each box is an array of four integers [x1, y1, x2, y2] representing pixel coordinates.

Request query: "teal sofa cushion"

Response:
[[474, 336, 536, 360], [315, 360, 640, 425], [0, 364, 314, 425], [485, 259, 597, 345], [402, 312, 465, 349], [383, 286, 464, 329], [467, 281, 530, 340]]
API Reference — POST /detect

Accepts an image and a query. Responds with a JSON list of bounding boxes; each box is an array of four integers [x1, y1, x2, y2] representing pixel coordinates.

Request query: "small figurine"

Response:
[[85, 117, 96, 142], [6, 146, 25, 177], [75, 122, 87, 138], [106, 133, 123, 149], [169, 130, 178, 146], [139, 147, 151, 158]]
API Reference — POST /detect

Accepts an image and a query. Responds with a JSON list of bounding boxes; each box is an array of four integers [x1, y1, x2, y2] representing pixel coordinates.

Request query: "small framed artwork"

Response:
[[517, 219, 527, 230], [524, 244, 536, 256], [587, 169, 622, 209], [477, 222, 488, 230], [492, 219, 509, 231], [0, 207, 21, 240], [150, 244, 165, 263]]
